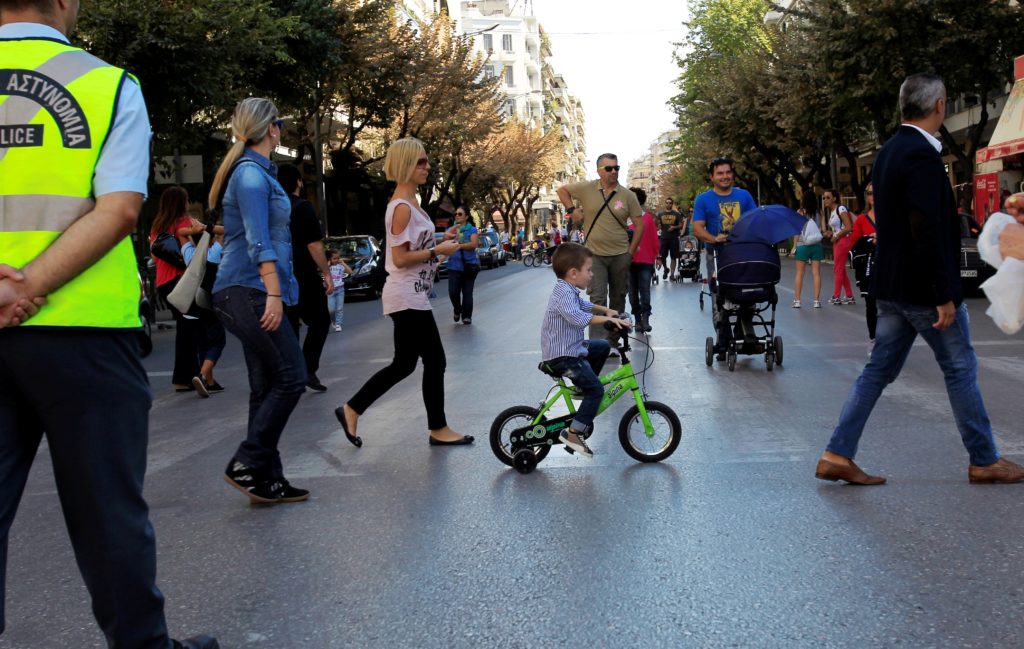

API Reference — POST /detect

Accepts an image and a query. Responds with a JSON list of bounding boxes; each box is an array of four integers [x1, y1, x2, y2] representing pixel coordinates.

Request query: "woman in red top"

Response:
[[628, 187, 659, 332], [851, 182, 878, 355], [150, 186, 206, 391]]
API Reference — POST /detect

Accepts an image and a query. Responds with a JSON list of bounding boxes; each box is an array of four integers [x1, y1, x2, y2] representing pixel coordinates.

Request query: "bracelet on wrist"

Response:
[[266, 294, 281, 298]]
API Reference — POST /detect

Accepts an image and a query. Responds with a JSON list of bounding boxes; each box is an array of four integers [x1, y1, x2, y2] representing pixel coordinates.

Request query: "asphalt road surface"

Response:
[[3, 258, 1024, 648]]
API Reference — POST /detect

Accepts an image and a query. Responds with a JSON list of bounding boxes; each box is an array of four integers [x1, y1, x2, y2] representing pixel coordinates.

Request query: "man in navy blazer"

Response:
[[815, 73, 1024, 486]]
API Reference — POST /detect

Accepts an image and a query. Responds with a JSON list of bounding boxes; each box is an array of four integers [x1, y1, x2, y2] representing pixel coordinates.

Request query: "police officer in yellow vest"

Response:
[[0, 1, 216, 647]]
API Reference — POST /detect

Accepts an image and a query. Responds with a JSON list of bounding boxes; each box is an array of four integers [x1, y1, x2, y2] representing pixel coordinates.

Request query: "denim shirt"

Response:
[[212, 149, 299, 305]]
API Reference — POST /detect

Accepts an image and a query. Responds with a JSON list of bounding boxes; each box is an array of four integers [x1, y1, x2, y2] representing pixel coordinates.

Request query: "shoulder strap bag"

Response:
[[584, 189, 623, 240]]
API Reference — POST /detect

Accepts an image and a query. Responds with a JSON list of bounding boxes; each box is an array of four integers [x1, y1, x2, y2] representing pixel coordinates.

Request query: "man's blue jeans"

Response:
[[826, 300, 999, 466], [546, 339, 611, 434]]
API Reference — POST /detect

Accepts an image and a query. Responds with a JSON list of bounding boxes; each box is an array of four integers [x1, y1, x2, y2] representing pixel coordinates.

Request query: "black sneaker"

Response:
[[462, 317, 472, 325], [277, 479, 310, 503], [453, 312, 461, 323], [224, 460, 285, 504], [307, 375, 327, 392], [172, 636, 220, 649], [206, 381, 225, 393]]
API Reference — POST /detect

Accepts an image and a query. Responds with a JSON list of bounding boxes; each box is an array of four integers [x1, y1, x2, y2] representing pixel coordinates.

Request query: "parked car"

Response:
[[960, 237, 995, 294], [433, 231, 449, 279], [476, 235, 496, 268], [326, 235, 387, 298], [481, 230, 507, 266]]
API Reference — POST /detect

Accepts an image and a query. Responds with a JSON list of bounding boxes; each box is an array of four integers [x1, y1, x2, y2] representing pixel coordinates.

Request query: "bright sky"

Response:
[[532, 0, 691, 181]]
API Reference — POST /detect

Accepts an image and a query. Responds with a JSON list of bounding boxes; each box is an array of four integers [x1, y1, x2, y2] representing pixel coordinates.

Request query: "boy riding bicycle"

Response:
[[541, 243, 631, 458]]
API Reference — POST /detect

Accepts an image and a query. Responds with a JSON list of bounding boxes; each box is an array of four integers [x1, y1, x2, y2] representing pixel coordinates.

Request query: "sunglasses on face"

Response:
[[866, 191, 874, 195], [455, 212, 466, 216], [272, 119, 285, 130], [603, 165, 621, 172], [416, 158, 429, 167]]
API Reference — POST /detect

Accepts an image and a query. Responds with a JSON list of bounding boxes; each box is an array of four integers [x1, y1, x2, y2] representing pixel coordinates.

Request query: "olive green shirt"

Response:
[[565, 180, 642, 257]]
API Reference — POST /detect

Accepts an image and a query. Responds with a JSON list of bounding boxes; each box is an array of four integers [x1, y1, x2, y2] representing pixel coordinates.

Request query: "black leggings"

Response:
[[866, 295, 878, 340], [157, 278, 201, 385], [347, 309, 447, 430]]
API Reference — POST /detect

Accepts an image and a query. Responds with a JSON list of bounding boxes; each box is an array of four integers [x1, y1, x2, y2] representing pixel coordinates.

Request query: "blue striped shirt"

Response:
[[541, 279, 594, 361]]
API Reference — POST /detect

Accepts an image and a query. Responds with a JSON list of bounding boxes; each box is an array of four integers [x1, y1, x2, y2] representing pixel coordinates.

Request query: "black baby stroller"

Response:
[[704, 241, 783, 372], [677, 235, 702, 282]]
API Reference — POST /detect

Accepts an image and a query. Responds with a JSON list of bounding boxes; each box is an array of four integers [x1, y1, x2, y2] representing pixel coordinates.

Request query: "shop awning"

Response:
[[976, 57, 1024, 165]]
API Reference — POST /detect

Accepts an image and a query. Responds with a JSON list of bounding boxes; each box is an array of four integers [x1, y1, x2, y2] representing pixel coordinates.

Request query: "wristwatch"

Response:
[[429, 249, 437, 261], [565, 206, 575, 215]]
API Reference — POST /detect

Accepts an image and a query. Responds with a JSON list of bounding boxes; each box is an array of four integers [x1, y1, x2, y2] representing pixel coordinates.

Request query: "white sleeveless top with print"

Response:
[[381, 198, 438, 315]]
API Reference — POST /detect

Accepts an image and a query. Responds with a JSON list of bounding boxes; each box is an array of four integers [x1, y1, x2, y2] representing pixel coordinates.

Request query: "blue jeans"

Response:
[[327, 287, 345, 327], [826, 300, 999, 466], [213, 286, 307, 478], [628, 262, 654, 319], [545, 339, 611, 434], [447, 266, 478, 319]]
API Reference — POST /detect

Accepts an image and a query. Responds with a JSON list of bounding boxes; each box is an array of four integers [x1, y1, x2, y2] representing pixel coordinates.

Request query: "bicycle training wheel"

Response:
[[618, 400, 681, 462], [490, 405, 552, 467]]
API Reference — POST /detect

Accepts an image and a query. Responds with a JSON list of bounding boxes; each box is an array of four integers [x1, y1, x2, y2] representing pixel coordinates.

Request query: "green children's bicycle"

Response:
[[489, 322, 681, 474]]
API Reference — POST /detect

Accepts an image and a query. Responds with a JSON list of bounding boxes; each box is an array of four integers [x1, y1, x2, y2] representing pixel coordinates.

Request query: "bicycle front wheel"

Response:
[[523, 253, 535, 267], [618, 400, 681, 462], [490, 405, 552, 467]]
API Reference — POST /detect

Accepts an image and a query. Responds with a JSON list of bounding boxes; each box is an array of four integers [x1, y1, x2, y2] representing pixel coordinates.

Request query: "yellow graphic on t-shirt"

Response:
[[660, 214, 676, 225], [719, 201, 742, 233]]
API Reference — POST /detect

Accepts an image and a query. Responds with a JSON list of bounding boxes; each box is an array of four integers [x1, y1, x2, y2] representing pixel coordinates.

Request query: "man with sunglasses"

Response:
[[657, 197, 684, 280], [557, 154, 644, 345]]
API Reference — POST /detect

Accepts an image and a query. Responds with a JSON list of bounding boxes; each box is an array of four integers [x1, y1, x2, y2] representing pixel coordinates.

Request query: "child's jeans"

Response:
[[327, 287, 345, 327], [544, 339, 611, 434]]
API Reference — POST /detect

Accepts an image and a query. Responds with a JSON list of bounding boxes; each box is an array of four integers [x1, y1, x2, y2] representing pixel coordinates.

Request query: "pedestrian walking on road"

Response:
[[823, 188, 856, 305], [791, 192, 824, 309], [335, 138, 473, 447], [278, 164, 334, 392], [657, 196, 684, 280], [556, 153, 643, 347], [182, 233, 228, 396], [815, 74, 1024, 486], [444, 205, 480, 325], [211, 98, 310, 505], [0, 1, 217, 646], [151, 186, 206, 392], [628, 188, 659, 332], [851, 182, 879, 355], [326, 249, 352, 332]]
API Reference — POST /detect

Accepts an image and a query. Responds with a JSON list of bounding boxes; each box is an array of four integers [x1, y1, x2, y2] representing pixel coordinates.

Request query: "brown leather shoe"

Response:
[[815, 457, 886, 485], [968, 458, 1024, 484]]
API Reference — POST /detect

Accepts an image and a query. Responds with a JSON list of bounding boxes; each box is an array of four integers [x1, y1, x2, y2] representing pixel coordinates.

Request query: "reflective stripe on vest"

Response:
[[0, 38, 140, 328]]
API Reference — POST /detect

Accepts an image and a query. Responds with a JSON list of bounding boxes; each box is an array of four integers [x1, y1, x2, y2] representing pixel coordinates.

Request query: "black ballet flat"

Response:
[[428, 434, 475, 446], [334, 406, 362, 448]]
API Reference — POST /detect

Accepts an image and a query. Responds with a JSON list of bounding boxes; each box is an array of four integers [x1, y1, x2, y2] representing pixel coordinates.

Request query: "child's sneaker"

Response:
[[791, 300, 801, 308], [829, 296, 842, 305], [843, 297, 856, 305], [559, 430, 593, 458], [813, 300, 822, 308]]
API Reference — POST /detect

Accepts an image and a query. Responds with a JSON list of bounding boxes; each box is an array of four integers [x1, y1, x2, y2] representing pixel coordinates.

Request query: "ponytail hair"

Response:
[[208, 97, 279, 207]]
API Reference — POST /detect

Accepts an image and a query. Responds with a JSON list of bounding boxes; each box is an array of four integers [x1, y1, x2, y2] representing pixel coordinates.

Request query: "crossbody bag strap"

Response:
[[585, 189, 618, 240]]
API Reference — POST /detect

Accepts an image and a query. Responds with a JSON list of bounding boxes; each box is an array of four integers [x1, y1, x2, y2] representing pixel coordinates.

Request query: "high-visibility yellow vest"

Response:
[[0, 37, 140, 328]]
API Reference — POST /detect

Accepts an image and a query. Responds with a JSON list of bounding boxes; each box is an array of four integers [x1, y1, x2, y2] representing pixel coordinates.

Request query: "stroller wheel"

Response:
[[766, 352, 775, 372], [705, 337, 714, 367], [727, 351, 737, 372], [699, 294, 705, 310], [774, 336, 784, 366]]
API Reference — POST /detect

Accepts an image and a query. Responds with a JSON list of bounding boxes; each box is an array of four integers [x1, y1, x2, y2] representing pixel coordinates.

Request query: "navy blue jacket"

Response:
[[870, 125, 962, 307]]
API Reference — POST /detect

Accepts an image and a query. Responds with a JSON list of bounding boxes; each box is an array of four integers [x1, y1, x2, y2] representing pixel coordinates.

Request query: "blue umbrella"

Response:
[[729, 204, 807, 245]]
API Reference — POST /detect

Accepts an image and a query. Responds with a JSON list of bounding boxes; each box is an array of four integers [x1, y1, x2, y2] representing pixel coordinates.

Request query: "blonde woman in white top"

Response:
[[335, 138, 473, 447]]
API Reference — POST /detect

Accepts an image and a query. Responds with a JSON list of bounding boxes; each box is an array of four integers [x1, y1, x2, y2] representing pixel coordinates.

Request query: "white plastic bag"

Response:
[[977, 211, 1015, 269], [981, 257, 1024, 334]]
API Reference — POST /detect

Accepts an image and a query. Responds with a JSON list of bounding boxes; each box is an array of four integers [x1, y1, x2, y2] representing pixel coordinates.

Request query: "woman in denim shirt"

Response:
[[210, 97, 308, 505]]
